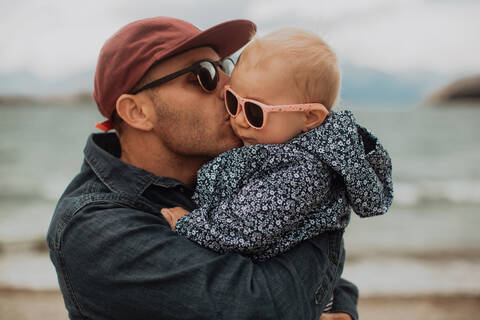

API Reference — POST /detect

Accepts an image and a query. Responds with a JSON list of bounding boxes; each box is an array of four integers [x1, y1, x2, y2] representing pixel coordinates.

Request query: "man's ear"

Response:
[[303, 109, 329, 132], [115, 94, 155, 131]]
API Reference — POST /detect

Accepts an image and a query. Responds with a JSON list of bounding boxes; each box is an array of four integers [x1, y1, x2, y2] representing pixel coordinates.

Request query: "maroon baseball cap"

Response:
[[93, 17, 256, 129]]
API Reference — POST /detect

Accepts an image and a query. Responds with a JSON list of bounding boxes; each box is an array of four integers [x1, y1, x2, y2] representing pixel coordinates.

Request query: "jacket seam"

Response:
[[257, 265, 284, 320]]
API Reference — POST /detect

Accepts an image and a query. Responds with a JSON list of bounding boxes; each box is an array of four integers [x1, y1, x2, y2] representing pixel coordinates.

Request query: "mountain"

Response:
[[0, 70, 94, 97], [427, 75, 480, 104], [339, 64, 438, 107]]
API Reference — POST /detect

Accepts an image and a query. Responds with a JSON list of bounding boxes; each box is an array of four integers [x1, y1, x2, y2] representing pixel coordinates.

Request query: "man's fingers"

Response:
[[161, 207, 190, 230], [160, 208, 175, 230]]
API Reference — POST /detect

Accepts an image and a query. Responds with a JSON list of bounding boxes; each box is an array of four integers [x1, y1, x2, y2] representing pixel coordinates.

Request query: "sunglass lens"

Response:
[[220, 58, 235, 75], [244, 102, 264, 128], [197, 61, 218, 91], [225, 90, 238, 115]]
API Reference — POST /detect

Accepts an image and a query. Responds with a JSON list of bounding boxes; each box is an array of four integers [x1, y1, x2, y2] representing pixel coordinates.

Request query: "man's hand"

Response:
[[160, 207, 190, 230], [320, 313, 353, 320]]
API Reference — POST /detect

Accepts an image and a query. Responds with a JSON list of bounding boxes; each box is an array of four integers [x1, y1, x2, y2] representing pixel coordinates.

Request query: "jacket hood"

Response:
[[291, 110, 394, 217]]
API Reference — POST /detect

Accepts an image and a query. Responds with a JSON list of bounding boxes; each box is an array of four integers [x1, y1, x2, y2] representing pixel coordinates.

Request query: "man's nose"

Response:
[[217, 70, 230, 100]]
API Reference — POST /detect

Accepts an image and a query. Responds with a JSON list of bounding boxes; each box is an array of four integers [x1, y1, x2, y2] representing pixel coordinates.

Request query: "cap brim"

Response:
[[162, 19, 256, 61]]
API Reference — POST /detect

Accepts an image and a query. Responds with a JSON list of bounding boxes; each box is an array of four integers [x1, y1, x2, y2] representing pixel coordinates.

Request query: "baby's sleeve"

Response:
[[344, 123, 394, 217], [308, 111, 394, 218], [356, 124, 394, 213]]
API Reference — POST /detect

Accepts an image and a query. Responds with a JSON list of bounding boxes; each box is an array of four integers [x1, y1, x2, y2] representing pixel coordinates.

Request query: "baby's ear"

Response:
[[303, 109, 328, 132]]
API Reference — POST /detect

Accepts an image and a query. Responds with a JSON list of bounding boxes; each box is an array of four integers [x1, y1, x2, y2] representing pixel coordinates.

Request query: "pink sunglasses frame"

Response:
[[224, 85, 329, 130]]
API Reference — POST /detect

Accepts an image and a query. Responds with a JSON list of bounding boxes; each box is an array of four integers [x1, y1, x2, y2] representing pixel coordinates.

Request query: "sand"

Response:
[[359, 296, 480, 320], [1, 289, 479, 320]]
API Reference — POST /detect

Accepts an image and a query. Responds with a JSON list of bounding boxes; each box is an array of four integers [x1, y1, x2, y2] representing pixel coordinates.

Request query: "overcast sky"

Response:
[[1, 0, 479, 79]]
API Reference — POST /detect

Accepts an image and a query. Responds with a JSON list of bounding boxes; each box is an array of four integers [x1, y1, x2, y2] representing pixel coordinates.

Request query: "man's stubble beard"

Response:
[[150, 91, 220, 159]]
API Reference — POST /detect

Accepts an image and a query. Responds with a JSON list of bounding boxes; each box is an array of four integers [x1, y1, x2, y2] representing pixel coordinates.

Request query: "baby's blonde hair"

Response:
[[238, 28, 341, 110]]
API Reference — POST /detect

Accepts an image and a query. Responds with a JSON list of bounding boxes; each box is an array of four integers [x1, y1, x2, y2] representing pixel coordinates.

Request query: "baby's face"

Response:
[[228, 59, 307, 146]]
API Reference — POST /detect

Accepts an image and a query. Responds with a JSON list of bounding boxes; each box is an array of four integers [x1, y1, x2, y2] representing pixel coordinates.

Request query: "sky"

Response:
[[1, 0, 479, 82]]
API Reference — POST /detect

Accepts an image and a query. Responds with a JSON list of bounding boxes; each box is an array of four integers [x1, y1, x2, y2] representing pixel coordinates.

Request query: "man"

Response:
[[47, 17, 358, 320]]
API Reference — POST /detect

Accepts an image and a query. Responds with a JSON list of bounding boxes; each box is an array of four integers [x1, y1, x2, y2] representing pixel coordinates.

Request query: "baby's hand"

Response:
[[161, 207, 190, 230]]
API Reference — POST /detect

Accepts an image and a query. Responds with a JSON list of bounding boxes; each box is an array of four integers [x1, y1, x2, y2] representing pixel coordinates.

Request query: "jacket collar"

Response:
[[84, 133, 186, 197]]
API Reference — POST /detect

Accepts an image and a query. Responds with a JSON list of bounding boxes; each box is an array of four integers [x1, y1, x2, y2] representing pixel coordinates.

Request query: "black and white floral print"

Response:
[[175, 110, 393, 261]]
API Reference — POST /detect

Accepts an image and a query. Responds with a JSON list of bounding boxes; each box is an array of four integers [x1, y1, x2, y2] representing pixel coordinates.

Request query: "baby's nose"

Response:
[[233, 109, 250, 128]]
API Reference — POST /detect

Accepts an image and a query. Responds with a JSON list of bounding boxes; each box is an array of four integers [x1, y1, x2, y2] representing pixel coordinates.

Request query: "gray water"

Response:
[[1, 103, 479, 293]]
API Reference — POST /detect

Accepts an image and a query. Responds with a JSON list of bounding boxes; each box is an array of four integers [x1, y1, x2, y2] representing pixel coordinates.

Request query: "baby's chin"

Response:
[[241, 136, 289, 146], [240, 137, 258, 146], [231, 126, 257, 146]]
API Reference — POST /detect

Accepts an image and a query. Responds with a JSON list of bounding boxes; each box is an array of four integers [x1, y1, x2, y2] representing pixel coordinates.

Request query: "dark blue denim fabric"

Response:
[[47, 133, 358, 320]]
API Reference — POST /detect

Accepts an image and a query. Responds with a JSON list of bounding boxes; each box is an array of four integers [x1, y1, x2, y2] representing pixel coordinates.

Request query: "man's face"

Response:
[[144, 47, 242, 158]]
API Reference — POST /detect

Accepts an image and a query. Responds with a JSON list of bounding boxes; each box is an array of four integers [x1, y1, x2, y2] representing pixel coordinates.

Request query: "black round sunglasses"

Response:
[[129, 58, 235, 94]]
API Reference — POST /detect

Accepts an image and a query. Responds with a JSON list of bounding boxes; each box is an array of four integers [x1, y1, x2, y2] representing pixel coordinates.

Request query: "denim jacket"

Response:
[[47, 133, 359, 320]]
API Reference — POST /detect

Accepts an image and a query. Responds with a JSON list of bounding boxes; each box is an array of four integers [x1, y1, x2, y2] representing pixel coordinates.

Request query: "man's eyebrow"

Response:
[[183, 55, 220, 67], [177, 58, 199, 70]]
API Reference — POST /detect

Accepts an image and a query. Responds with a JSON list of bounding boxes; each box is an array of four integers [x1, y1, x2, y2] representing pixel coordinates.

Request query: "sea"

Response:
[[1, 102, 479, 296]]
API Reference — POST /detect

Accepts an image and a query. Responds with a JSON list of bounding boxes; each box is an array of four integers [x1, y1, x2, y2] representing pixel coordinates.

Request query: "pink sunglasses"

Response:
[[224, 85, 329, 129]]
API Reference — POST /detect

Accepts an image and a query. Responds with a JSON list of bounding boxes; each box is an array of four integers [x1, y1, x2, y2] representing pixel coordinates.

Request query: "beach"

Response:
[[2, 289, 479, 320], [1, 104, 479, 318], [1, 247, 480, 319]]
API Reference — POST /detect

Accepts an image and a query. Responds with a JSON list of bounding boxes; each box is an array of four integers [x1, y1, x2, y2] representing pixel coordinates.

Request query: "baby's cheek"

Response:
[[257, 127, 291, 144]]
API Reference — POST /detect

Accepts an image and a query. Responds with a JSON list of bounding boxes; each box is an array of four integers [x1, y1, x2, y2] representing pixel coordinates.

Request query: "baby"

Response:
[[162, 29, 393, 307]]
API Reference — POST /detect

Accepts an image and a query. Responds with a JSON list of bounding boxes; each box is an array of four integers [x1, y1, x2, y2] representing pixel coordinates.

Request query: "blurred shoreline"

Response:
[[1, 288, 479, 320], [0, 92, 94, 105], [2, 243, 480, 296], [3, 235, 480, 261], [1, 104, 479, 319]]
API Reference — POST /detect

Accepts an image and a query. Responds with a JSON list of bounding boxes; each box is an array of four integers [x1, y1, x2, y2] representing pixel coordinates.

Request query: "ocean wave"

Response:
[[393, 180, 480, 207], [0, 179, 67, 204], [343, 255, 480, 296], [1, 251, 479, 294], [2, 178, 480, 208]]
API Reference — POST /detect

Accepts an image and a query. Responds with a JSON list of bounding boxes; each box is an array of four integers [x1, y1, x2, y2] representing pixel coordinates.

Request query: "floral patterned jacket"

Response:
[[175, 111, 394, 261]]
